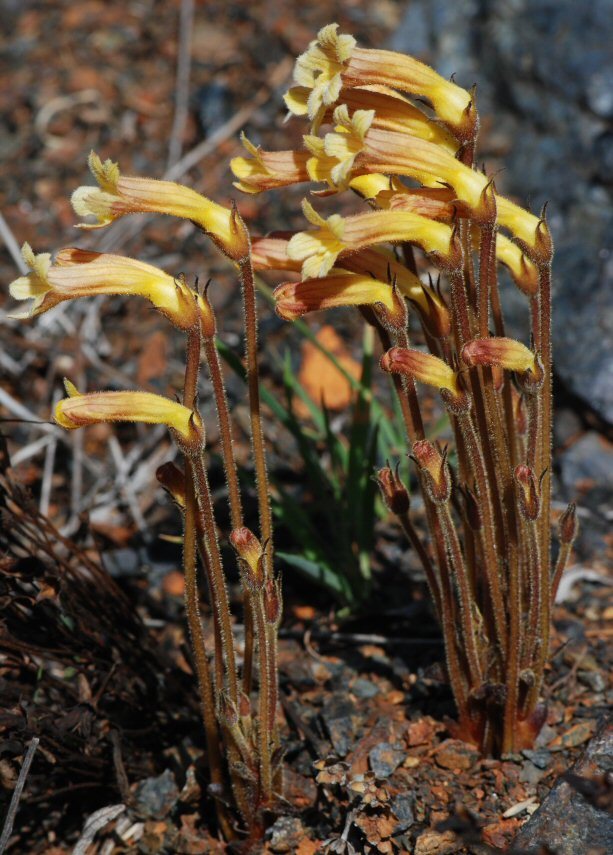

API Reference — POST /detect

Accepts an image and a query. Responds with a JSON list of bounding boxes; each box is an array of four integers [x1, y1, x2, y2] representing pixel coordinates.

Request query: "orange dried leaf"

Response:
[[296, 325, 360, 415]]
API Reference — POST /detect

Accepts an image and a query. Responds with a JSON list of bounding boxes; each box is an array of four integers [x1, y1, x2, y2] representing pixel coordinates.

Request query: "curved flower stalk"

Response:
[[241, 23, 568, 757]]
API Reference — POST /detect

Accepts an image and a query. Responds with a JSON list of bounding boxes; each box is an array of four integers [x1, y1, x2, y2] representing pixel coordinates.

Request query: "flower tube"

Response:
[[286, 23, 476, 140], [273, 270, 404, 323], [287, 200, 459, 279], [381, 346, 461, 397], [72, 152, 249, 261], [55, 381, 204, 450], [9, 244, 206, 331]]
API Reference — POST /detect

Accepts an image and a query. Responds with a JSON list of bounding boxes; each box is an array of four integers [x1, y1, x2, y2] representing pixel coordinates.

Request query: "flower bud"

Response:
[[514, 464, 540, 521], [218, 692, 239, 728], [55, 383, 204, 453], [558, 502, 578, 545], [462, 337, 543, 389], [461, 486, 482, 531], [156, 461, 186, 508], [264, 578, 282, 625], [375, 465, 410, 515], [411, 440, 451, 505], [411, 278, 452, 340], [381, 347, 460, 396], [230, 527, 266, 590]]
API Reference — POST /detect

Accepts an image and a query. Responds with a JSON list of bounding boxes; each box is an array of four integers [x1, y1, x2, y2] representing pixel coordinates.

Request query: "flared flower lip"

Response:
[[72, 151, 250, 262], [287, 202, 459, 279], [9, 244, 204, 331]]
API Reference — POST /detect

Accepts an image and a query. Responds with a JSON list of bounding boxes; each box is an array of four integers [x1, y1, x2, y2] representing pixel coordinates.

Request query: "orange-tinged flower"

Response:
[[286, 23, 476, 139], [411, 439, 452, 504], [9, 244, 206, 331], [381, 346, 461, 396], [377, 187, 460, 222], [55, 381, 203, 449], [514, 464, 540, 521], [287, 200, 459, 279], [72, 152, 249, 261], [273, 270, 404, 324], [462, 337, 538, 376], [251, 235, 302, 272], [307, 118, 544, 244], [230, 527, 265, 590], [251, 234, 428, 307], [230, 134, 311, 194], [494, 234, 539, 296]]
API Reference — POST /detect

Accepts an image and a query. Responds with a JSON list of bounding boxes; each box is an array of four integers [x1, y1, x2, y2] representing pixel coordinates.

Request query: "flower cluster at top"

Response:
[[231, 23, 551, 335]]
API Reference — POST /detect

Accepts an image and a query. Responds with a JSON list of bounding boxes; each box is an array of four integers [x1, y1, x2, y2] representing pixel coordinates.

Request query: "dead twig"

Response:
[[72, 803, 126, 855], [0, 737, 40, 855], [166, 0, 195, 170], [0, 211, 28, 274]]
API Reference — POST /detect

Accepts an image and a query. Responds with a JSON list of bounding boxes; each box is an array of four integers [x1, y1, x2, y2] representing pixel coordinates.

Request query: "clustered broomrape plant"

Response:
[[232, 23, 577, 756], [8, 21, 579, 844], [10, 155, 282, 842]]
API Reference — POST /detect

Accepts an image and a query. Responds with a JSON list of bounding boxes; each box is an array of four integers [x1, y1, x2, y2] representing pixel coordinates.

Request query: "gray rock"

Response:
[[558, 433, 613, 491], [133, 769, 179, 819], [369, 742, 405, 778], [392, 792, 415, 832], [522, 749, 552, 770], [512, 718, 613, 854], [321, 694, 359, 757]]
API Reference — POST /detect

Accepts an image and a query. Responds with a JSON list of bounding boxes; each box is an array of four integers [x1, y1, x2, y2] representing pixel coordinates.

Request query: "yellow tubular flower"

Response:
[[347, 173, 406, 200], [55, 381, 204, 449], [9, 244, 206, 331], [72, 152, 249, 261], [287, 23, 476, 140], [230, 134, 311, 194], [323, 86, 459, 151], [305, 105, 374, 188], [287, 200, 459, 279], [462, 337, 538, 375], [495, 233, 539, 296], [377, 187, 460, 222], [251, 236, 303, 272], [380, 346, 460, 396], [273, 270, 401, 321], [250, 233, 427, 308]]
